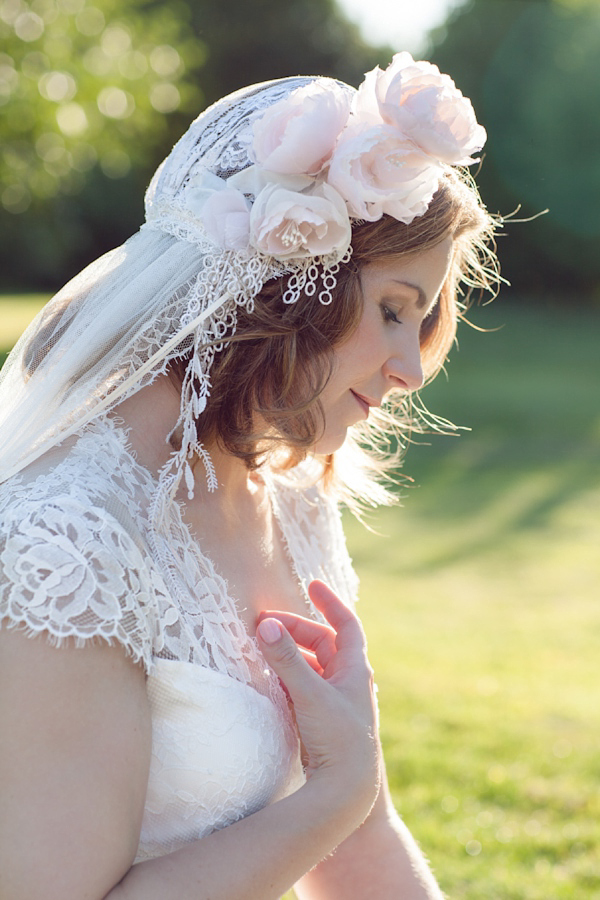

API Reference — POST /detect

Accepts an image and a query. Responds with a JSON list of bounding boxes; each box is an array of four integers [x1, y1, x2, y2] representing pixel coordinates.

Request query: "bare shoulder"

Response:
[[0, 626, 152, 900]]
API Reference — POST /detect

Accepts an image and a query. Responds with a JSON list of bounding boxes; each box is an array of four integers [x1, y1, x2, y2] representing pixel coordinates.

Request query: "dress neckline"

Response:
[[100, 413, 315, 645]]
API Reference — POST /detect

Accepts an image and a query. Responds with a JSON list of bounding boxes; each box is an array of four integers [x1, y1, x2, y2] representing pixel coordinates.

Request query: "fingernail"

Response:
[[257, 618, 282, 645]]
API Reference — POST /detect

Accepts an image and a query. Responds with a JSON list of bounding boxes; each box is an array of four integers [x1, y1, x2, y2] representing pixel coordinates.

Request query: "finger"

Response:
[[299, 648, 324, 675], [257, 610, 337, 670], [256, 618, 323, 701], [308, 581, 366, 652], [273, 653, 322, 703]]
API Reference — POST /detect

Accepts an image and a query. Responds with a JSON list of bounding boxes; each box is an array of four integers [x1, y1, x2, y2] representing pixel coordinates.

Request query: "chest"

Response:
[[181, 493, 311, 636]]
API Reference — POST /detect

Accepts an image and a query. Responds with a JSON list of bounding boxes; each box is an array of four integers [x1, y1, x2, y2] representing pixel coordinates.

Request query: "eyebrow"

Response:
[[390, 279, 428, 310]]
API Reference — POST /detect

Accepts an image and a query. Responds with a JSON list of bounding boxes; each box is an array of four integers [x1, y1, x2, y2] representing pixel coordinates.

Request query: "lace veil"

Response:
[[0, 76, 354, 520]]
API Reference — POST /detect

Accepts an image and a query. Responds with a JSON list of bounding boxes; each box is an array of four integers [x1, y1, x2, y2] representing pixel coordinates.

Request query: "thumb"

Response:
[[257, 617, 319, 702]]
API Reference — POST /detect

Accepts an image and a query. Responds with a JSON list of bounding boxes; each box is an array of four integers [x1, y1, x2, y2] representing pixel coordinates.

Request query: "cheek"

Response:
[[344, 313, 381, 359], [331, 337, 372, 384], [327, 304, 384, 387]]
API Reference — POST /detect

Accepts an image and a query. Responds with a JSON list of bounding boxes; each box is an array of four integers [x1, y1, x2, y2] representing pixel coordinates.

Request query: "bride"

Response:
[[0, 53, 498, 899]]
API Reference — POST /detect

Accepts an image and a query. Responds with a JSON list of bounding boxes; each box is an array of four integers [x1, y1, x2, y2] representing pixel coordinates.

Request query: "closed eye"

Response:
[[381, 305, 402, 325]]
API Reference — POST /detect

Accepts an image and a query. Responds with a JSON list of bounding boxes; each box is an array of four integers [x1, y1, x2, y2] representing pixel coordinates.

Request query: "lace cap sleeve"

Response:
[[0, 489, 160, 672]]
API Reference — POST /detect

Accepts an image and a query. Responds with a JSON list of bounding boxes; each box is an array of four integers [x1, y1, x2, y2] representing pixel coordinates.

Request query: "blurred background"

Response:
[[1, 1, 599, 897], [1, 0, 600, 298]]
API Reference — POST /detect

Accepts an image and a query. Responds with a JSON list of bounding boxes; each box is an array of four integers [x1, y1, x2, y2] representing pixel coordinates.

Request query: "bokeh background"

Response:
[[1, 1, 599, 897]]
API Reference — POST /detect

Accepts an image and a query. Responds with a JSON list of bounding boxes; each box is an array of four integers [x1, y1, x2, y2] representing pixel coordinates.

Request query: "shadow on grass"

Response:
[[396, 447, 600, 574]]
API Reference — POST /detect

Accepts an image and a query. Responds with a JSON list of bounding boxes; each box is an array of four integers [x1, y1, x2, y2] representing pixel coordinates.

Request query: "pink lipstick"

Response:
[[351, 391, 371, 417]]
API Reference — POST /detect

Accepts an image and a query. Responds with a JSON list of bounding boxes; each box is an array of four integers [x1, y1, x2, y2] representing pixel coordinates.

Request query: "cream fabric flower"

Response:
[[328, 123, 442, 223], [201, 189, 251, 251], [228, 166, 312, 198], [252, 80, 352, 175], [185, 170, 251, 250], [249, 181, 351, 259]]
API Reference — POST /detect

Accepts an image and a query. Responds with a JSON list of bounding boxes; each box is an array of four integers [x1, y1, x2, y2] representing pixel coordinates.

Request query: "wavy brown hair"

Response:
[[170, 167, 500, 507]]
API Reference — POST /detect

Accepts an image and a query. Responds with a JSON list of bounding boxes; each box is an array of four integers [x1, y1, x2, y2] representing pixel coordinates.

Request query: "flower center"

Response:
[[280, 219, 303, 248]]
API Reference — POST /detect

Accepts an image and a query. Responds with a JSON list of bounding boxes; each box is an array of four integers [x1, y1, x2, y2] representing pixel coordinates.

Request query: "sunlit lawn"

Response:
[[2, 295, 600, 899], [0, 294, 49, 356], [343, 299, 600, 899]]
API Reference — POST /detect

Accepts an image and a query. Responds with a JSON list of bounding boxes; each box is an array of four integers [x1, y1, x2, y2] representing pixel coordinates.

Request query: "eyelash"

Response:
[[381, 305, 402, 325]]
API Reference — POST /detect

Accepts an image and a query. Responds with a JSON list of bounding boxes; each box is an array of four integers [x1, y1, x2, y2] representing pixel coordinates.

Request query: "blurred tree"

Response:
[[182, 0, 386, 104], [0, 0, 389, 290], [0, 0, 208, 287], [428, 0, 600, 301], [0, 0, 205, 204]]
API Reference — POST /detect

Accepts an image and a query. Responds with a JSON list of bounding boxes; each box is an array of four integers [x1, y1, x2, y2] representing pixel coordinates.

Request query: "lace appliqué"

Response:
[[0, 467, 160, 671], [136, 659, 304, 861]]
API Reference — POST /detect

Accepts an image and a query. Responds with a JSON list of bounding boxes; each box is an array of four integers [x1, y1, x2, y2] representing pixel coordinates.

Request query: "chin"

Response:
[[313, 430, 348, 456]]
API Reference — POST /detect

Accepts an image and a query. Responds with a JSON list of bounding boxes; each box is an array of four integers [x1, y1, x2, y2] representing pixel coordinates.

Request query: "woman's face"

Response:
[[314, 237, 454, 455]]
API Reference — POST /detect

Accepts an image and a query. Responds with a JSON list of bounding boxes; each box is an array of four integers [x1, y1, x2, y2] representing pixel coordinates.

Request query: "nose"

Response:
[[383, 334, 425, 393]]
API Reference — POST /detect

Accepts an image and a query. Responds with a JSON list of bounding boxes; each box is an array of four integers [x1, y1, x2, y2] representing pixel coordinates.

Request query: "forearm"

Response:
[[107, 775, 372, 900], [295, 778, 445, 900]]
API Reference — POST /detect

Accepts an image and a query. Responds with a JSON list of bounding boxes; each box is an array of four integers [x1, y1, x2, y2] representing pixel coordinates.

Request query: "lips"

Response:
[[350, 390, 372, 417]]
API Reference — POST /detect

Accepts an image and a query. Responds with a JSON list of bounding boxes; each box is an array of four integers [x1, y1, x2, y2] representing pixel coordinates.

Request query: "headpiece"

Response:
[[0, 53, 486, 521]]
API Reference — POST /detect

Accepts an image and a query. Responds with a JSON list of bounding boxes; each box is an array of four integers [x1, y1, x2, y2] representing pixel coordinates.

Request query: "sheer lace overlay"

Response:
[[0, 419, 359, 860]]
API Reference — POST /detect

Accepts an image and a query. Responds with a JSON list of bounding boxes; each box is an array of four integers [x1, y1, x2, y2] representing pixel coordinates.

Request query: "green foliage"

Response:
[[0, 0, 209, 287], [428, 0, 600, 300], [0, 0, 390, 290], [0, 0, 204, 211], [182, 0, 388, 106]]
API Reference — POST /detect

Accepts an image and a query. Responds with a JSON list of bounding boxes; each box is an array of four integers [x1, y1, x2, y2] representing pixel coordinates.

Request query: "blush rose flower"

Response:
[[201, 189, 251, 251], [327, 123, 442, 223], [249, 181, 351, 260], [356, 52, 486, 165], [252, 80, 352, 175]]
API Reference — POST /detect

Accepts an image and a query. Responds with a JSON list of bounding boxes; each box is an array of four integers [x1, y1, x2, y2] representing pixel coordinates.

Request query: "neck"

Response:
[[192, 441, 268, 534], [112, 373, 262, 511], [112, 373, 181, 473]]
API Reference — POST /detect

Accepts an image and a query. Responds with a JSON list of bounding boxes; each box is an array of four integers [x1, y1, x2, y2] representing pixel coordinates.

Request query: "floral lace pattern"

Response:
[[0, 418, 358, 859], [0, 438, 163, 669]]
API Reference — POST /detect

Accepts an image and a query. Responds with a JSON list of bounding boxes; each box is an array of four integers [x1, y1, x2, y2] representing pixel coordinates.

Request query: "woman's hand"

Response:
[[256, 580, 381, 828]]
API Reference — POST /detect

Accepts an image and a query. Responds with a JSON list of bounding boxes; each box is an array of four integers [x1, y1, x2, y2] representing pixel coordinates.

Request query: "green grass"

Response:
[[2, 295, 600, 898], [343, 300, 600, 899], [0, 294, 49, 350]]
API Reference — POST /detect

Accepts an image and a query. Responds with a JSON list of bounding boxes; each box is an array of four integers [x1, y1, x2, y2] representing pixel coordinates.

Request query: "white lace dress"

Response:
[[0, 418, 359, 861]]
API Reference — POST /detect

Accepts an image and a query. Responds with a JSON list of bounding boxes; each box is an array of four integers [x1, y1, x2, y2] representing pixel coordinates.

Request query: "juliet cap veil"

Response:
[[0, 53, 486, 524]]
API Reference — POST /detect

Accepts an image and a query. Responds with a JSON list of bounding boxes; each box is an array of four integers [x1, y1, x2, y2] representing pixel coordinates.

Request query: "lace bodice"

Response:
[[0, 418, 359, 861]]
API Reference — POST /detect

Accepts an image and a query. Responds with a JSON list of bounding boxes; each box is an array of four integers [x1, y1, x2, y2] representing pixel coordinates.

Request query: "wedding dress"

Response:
[[0, 416, 359, 860]]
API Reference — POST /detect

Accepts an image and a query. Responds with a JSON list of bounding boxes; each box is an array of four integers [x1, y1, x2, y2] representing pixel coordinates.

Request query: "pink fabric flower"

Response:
[[356, 52, 487, 165], [200, 188, 251, 251], [249, 182, 351, 260], [328, 124, 442, 223], [252, 80, 352, 175]]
